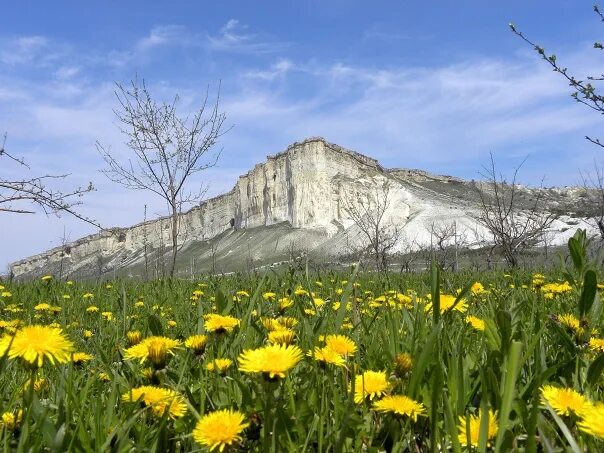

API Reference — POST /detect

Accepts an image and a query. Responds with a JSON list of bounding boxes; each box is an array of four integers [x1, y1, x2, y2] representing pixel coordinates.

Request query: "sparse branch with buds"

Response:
[[0, 133, 99, 228]]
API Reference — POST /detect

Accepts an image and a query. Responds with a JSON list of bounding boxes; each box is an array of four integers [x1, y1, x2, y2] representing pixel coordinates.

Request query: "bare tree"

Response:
[[97, 78, 228, 277], [474, 154, 558, 267], [1, 133, 98, 226], [287, 240, 309, 271], [426, 220, 467, 271], [396, 233, 419, 273], [342, 180, 400, 272], [57, 226, 72, 280]]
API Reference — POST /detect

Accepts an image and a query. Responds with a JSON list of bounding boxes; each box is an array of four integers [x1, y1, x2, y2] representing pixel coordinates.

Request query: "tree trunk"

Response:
[[170, 203, 179, 278]]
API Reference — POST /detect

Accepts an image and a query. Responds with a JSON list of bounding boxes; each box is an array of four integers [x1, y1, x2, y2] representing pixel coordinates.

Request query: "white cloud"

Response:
[[0, 36, 48, 65], [137, 25, 190, 50], [207, 19, 285, 54], [55, 66, 81, 80], [244, 59, 294, 80]]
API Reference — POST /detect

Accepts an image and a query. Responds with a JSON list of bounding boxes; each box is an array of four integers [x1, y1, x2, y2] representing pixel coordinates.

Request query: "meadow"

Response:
[[0, 231, 603, 452]]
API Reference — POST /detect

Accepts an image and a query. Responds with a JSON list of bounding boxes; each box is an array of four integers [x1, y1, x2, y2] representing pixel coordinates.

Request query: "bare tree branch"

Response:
[[1, 133, 100, 228]]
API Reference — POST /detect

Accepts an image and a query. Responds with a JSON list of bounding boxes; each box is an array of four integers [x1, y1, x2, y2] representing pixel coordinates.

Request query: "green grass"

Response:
[[0, 250, 603, 451]]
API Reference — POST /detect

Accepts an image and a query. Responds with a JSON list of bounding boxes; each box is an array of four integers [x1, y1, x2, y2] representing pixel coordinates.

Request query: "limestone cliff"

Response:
[[8, 137, 595, 279]]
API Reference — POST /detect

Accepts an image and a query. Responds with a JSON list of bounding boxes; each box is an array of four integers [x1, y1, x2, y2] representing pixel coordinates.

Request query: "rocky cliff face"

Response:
[[9, 137, 595, 279]]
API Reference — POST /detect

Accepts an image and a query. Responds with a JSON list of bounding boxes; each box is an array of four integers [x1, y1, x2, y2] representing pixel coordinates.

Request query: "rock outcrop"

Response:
[[9, 137, 595, 279]]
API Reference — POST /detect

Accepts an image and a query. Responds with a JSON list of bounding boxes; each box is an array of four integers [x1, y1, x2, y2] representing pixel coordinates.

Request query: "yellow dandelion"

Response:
[[72, 352, 93, 365], [101, 311, 113, 321], [83, 330, 94, 339], [0, 325, 74, 367], [278, 297, 294, 310], [373, 395, 426, 421], [123, 336, 181, 368], [23, 377, 48, 392], [277, 317, 298, 329], [0, 320, 21, 333], [204, 314, 240, 334], [458, 409, 498, 447], [353, 370, 389, 403], [325, 334, 357, 357], [471, 282, 486, 295], [193, 409, 248, 451], [532, 274, 545, 286], [268, 329, 296, 345], [589, 337, 604, 353], [311, 346, 346, 367], [0, 409, 22, 431], [262, 292, 277, 301], [313, 298, 325, 308], [466, 315, 486, 332], [98, 372, 111, 382], [558, 314, 583, 335], [578, 403, 604, 439], [86, 306, 99, 313], [207, 358, 233, 373], [261, 317, 282, 331], [294, 287, 309, 297], [425, 294, 467, 314], [541, 385, 592, 416], [238, 344, 303, 379], [122, 386, 187, 419], [185, 334, 209, 354]]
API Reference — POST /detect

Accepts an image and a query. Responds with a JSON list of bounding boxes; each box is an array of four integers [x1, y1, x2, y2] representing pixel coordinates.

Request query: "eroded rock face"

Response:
[[8, 137, 595, 279]]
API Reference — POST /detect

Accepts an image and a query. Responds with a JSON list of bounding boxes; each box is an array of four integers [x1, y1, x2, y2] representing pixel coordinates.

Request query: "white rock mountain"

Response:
[[9, 137, 593, 278]]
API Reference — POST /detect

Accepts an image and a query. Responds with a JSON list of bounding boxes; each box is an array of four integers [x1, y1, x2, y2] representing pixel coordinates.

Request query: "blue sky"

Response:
[[2, 1, 604, 270]]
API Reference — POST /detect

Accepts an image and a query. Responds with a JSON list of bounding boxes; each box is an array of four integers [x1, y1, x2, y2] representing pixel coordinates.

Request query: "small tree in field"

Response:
[[97, 79, 228, 278], [474, 154, 558, 267], [343, 180, 400, 272], [1, 132, 97, 225]]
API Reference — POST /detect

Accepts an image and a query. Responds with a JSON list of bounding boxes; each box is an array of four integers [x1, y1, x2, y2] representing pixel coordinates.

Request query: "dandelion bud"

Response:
[[148, 341, 168, 369], [394, 352, 413, 377], [126, 330, 143, 346]]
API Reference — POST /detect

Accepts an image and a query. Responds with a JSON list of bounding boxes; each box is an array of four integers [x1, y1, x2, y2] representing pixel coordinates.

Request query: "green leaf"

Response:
[[147, 313, 163, 336], [409, 323, 441, 398], [495, 341, 523, 451], [579, 270, 597, 317], [215, 287, 228, 313], [496, 310, 512, 354], [544, 404, 582, 453], [568, 236, 583, 272], [587, 353, 604, 386]]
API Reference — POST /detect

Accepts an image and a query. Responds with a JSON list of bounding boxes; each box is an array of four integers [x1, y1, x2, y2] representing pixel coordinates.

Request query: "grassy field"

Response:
[[0, 232, 603, 451]]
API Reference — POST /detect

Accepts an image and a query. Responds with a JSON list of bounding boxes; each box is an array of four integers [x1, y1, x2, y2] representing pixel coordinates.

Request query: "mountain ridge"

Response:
[[9, 137, 595, 279]]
